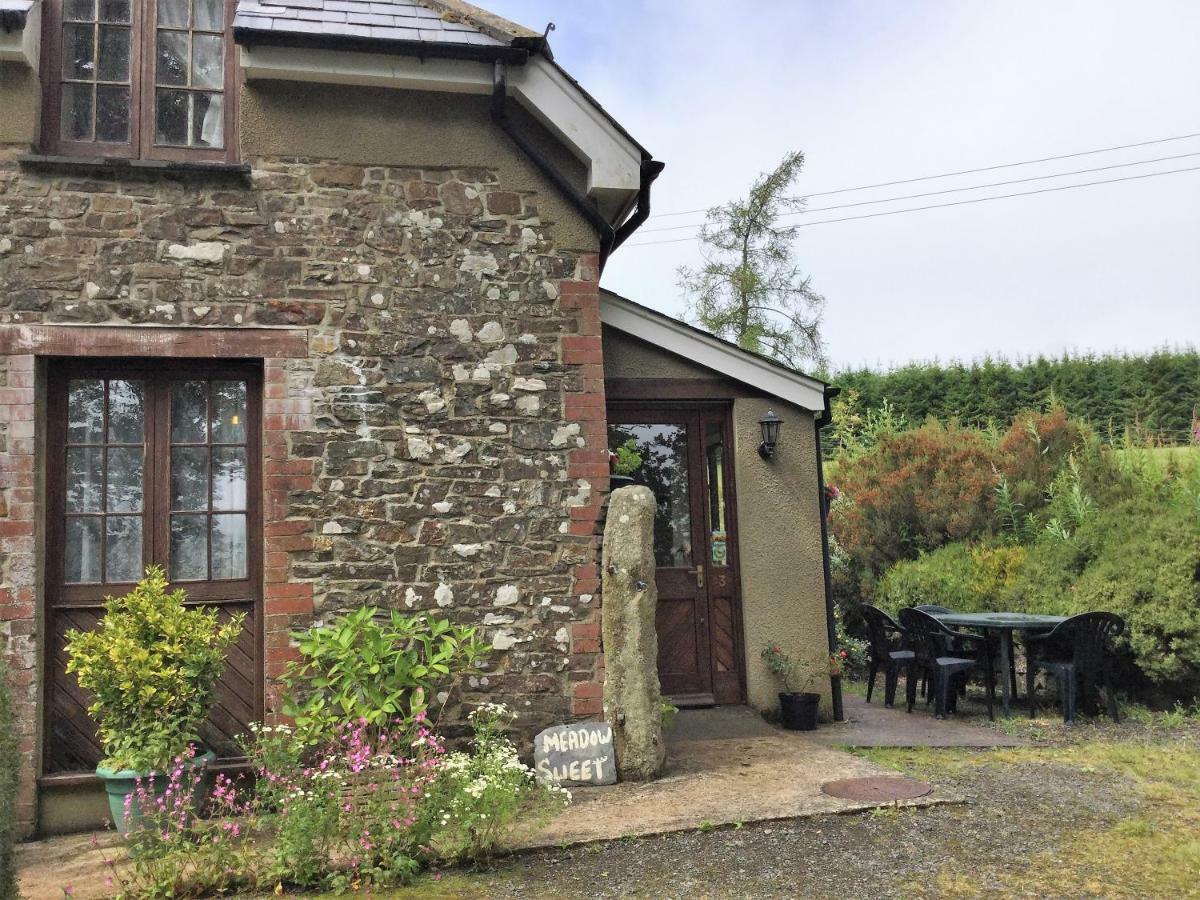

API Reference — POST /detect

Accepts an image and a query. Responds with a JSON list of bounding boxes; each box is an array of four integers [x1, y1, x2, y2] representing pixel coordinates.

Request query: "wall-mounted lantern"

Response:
[[758, 409, 782, 460]]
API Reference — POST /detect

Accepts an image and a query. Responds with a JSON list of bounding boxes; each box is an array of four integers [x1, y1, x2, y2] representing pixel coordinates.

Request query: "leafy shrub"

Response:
[[64, 567, 243, 771], [829, 419, 1001, 589], [282, 607, 487, 745], [878, 543, 1026, 614], [0, 657, 18, 900]]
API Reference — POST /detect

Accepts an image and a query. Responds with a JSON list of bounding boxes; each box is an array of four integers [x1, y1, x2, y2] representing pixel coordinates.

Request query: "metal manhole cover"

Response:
[[821, 776, 931, 802]]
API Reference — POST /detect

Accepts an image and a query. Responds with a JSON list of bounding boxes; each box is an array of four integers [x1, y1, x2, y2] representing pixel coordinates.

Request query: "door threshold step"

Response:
[[671, 693, 717, 708]]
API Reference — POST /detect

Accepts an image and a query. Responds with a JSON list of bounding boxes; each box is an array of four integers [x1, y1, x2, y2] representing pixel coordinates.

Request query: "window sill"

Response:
[[17, 153, 251, 179]]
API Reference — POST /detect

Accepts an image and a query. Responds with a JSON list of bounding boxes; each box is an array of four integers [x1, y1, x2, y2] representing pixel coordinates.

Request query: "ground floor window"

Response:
[[44, 359, 262, 774]]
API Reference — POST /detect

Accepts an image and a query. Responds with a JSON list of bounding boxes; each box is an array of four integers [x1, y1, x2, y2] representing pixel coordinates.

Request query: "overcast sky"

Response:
[[489, 1, 1200, 372]]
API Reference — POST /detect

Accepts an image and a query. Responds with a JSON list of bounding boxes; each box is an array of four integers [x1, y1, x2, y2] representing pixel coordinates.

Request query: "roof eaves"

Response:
[[599, 288, 830, 401], [233, 23, 529, 62]]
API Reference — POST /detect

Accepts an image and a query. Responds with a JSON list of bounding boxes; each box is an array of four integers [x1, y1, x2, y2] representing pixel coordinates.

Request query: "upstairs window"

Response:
[[41, 0, 235, 161]]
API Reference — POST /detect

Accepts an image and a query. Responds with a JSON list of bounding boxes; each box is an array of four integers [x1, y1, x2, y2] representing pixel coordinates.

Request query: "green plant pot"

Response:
[[97, 750, 216, 836]]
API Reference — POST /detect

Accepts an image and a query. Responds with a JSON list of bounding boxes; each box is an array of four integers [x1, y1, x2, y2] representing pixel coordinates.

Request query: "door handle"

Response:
[[692, 566, 705, 588]]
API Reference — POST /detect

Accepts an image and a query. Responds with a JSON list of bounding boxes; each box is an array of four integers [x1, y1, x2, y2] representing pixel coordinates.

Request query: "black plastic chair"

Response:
[[917, 604, 1016, 698], [899, 608, 996, 720], [861, 605, 916, 708], [1025, 612, 1124, 723], [913, 604, 954, 614]]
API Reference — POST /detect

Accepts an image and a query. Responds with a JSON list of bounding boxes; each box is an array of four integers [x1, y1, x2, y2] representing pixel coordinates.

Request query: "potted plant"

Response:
[[760, 644, 827, 731], [608, 438, 643, 489], [64, 567, 243, 834]]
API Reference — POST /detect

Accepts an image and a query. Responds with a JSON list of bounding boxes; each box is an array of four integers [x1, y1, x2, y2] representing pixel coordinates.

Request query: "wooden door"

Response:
[[608, 404, 745, 706], [44, 360, 262, 775]]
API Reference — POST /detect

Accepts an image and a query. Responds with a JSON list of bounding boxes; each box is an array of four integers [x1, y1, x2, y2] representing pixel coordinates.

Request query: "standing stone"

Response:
[[601, 485, 667, 781]]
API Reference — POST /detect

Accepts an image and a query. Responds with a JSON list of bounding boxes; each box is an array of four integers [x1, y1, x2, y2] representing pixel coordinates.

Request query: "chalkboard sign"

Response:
[[533, 722, 617, 786]]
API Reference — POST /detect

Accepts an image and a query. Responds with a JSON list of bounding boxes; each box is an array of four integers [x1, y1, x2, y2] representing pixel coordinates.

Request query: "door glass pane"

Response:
[[171, 381, 208, 442], [170, 514, 208, 580], [211, 513, 246, 579], [705, 423, 729, 568], [107, 379, 144, 443], [211, 381, 246, 443], [106, 516, 142, 582], [65, 517, 102, 583], [99, 0, 130, 23], [95, 85, 131, 142], [157, 0, 189, 28], [191, 34, 223, 88], [66, 447, 103, 512], [212, 447, 245, 510], [61, 83, 94, 142], [608, 423, 692, 568], [156, 30, 188, 85], [192, 93, 223, 148], [63, 23, 96, 79], [106, 447, 144, 513], [171, 447, 209, 510], [97, 25, 130, 81], [67, 379, 104, 443]]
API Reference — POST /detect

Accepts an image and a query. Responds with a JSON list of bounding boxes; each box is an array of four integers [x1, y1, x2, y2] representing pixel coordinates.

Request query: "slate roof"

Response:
[[232, 0, 538, 50]]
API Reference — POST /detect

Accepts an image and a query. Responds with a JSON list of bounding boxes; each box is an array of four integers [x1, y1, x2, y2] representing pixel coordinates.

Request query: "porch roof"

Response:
[[599, 289, 830, 414]]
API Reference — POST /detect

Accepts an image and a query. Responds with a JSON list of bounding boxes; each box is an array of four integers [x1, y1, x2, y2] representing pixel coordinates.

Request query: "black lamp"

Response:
[[758, 409, 782, 460]]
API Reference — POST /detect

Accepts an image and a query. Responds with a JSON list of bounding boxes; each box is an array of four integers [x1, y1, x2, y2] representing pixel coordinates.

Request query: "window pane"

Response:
[[107, 379, 143, 443], [156, 89, 189, 144], [211, 381, 246, 443], [66, 517, 103, 583], [211, 514, 246, 580], [99, 0, 130, 23], [170, 514, 208, 580], [61, 83, 94, 141], [157, 0, 189, 28], [66, 447, 103, 512], [97, 26, 130, 82], [106, 516, 142, 582], [194, 0, 222, 29], [212, 447, 245, 510], [95, 85, 130, 142], [171, 380, 208, 442], [192, 92, 223, 148], [156, 30, 188, 85], [191, 34, 223, 88], [67, 379, 104, 443], [171, 446, 209, 511], [65, 0, 95, 21], [705, 423, 729, 567], [63, 23, 96, 80], [106, 447, 144, 513]]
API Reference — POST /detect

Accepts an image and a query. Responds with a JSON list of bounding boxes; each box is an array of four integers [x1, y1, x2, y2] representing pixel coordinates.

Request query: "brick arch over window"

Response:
[[39, 0, 238, 161]]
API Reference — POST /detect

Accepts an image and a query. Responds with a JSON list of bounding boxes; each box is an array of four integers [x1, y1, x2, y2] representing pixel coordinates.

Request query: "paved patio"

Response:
[[806, 693, 1025, 749], [525, 705, 955, 848]]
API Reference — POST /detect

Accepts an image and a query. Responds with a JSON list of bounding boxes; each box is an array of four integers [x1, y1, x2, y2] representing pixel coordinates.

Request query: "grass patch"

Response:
[[862, 718, 1200, 899]]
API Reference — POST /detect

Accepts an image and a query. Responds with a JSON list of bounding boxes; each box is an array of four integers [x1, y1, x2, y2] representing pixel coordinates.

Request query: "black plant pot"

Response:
[[779, 692, 820, 731], [609, 474, 636, 489]]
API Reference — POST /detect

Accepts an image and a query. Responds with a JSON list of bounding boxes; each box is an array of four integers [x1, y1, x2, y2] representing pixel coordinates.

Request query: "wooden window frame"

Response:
[[39, 0, 239, 162]]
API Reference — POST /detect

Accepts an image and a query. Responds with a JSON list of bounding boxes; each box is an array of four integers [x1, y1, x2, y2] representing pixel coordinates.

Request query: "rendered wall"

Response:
[[601, 328, 833, 717]]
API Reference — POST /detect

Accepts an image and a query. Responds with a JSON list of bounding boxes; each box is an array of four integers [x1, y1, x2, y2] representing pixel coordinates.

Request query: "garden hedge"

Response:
[[0, 656, 18, 899]]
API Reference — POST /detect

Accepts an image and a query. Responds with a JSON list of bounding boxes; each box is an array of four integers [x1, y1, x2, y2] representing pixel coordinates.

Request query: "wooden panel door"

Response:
[[608, 409, 711, 701], [44, 360, 262, 775], [608, 403, 745, 706]]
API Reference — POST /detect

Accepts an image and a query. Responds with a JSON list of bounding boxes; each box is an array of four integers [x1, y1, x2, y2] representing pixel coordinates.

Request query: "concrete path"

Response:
[[806, 693, 1025, 749], [525, 705, 954, 848]]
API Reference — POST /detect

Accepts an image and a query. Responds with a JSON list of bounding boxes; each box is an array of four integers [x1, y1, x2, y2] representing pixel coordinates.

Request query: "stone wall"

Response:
[[0, 147, 609, 835]]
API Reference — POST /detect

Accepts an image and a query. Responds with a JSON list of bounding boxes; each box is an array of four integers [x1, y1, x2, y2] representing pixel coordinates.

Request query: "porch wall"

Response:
[[0, 87, 609, 836], [601, 328, 833, 718]]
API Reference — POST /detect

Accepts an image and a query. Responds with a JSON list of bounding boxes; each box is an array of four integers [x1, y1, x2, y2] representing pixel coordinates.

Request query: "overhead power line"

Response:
[[645, 130, 1200, 219], [637, 151, 1200, 235], [623, 165, 1200, 247]]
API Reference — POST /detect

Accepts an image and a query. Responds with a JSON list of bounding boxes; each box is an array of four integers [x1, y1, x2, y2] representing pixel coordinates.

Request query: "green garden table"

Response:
[[929, 612, 1068, 716]]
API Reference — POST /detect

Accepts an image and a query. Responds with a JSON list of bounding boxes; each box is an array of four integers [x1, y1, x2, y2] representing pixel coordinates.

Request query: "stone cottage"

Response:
[[0, 0, 839, 835]]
